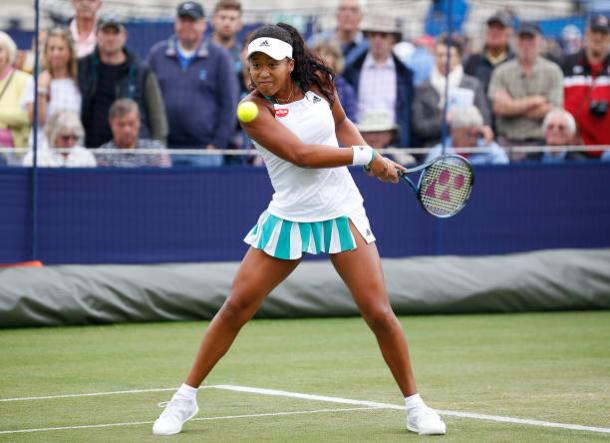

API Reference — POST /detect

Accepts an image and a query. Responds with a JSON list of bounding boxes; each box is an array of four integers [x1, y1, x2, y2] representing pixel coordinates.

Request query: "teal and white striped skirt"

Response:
[[244, 209, 376, 260]]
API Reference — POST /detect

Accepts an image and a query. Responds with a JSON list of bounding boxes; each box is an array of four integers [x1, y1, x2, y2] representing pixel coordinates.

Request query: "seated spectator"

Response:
[[343, 15, 414, 148], [79, 13, 168, 148], [96, 98, 171, 167], [425, 106, 509, 165], [0, 32, 32, 153], [358, 110, 415, 165], [22, 27, 82, 142], [22, 110, 96, 167], [412, 34, 491, 148], [489, 22, 564, 160], [308, 0, 366, 62], [530, 108, 586, 163], [312, 40, 358, 122]]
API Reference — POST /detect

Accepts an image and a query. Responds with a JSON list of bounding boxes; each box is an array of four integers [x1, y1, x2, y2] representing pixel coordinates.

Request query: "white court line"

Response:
[[1, 384, 609, 435], [215, 385, 610, 435], [0, 386, 189, 402], [0, 407, 379, 435]]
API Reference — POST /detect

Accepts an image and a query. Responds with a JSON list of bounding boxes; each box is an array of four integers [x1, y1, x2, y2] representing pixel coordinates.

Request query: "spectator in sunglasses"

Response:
[[22, 110, 96, 167]]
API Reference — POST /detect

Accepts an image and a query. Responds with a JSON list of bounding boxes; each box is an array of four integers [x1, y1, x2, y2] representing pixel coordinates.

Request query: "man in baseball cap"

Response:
[[561, 15, 610, 154], [463, 10, 515, 117], [177, 1, 205, 20], [146, 0, 238, 166]]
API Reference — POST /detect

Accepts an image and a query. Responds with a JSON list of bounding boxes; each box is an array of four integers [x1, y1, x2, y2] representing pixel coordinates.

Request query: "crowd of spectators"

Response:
[[1, 0, 609, 168]]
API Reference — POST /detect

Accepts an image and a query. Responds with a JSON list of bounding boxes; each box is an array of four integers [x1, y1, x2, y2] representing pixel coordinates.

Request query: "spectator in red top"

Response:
[[561, 15, 610, 157]]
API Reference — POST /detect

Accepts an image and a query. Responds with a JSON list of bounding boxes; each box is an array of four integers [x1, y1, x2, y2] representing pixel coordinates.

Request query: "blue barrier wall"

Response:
[[1, 163, 609, 264]]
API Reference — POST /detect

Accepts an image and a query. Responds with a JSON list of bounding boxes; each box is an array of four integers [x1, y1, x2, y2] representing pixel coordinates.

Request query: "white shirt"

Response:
[[22, 145, 97, 168], [70, 19, 97, 58], [22, 77, 82, 121], [358, 52, 397, 125], [252, 91, 364, 222]]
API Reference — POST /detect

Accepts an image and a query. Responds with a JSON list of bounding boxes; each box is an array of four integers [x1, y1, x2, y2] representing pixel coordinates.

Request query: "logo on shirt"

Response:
[[313, 96, 321, 104], [259, 40, 270, 47], [275, 108, 289, 118]]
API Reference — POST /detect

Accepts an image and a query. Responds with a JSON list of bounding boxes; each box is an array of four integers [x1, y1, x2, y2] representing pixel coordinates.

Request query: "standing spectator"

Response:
[[0, 32, 31, 152], [211, 0, 243, 78], [412, 34, 491, 148], [22, 27, 81, 138], [22, 110, 96, 167], [79, 13, 168, 148], [70, 0, 102, 57], [404, 34, 435, 86], [308, 0, 366, 62], [463, 11, 514, 104], [97, 98, 170, 167], [562, 15, 610, 157], [530, 108, 585, 163], [313, 40, 358, 122], [343, 15, 414, 148], [425, 106, 508, 165], [488, 22, 563, 159], [148, 1, 238, 167]]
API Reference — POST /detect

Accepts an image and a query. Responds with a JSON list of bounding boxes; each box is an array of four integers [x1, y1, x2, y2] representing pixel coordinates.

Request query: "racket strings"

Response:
[[419, 159, 473, 217]]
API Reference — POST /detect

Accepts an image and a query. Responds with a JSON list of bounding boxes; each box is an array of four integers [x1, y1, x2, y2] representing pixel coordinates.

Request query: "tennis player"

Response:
[[153, 23, 446, 436]]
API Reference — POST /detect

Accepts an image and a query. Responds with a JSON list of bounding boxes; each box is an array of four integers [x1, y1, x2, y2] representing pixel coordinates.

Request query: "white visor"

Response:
[[247, 37, 293, 60]]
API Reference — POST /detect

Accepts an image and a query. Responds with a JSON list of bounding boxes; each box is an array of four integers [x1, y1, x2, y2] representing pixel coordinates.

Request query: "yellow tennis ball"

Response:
[[237, 101, 259, 123]]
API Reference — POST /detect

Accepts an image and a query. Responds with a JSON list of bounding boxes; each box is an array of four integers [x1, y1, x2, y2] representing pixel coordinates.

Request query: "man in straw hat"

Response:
[[344, 15, 414, 148]]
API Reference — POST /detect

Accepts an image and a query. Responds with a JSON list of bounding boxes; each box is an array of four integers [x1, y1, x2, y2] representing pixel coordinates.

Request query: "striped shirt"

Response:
[[96, 139, 172, 168]]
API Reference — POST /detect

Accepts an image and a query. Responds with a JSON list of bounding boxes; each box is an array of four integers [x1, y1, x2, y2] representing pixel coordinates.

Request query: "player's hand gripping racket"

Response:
[[398, 154, 474, 218]]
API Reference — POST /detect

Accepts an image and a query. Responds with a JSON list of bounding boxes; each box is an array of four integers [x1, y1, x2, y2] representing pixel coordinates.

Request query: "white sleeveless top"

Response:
[[253, 90, 364, 222]]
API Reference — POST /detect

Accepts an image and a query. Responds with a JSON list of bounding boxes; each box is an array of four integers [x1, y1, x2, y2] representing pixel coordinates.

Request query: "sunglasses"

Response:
[[546, 124, 567, 131], [367, 31, 393, 39], [59, 134, 79, 141]]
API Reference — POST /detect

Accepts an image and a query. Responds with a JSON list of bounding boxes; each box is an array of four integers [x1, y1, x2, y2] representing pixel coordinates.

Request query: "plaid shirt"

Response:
[[96, 139, 171, 168]]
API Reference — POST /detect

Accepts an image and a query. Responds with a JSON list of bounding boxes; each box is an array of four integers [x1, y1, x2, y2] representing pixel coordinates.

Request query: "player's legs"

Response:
[[329, 224, 416, 397], [330, 223, 446, 435], [153, 247, 300, 435], [186, 247, 301, 387]]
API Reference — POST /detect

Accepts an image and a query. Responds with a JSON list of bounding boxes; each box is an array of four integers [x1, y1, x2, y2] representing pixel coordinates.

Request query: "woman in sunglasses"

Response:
[[22, 110, 95, 167]]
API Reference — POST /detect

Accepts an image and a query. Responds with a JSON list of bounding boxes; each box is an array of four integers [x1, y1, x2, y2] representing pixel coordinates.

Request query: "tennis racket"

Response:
[[398, 154, 474, 218]]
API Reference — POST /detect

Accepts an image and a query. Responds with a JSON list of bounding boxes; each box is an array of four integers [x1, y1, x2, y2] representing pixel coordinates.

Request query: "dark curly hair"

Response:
[[249, 23, 336, 105]]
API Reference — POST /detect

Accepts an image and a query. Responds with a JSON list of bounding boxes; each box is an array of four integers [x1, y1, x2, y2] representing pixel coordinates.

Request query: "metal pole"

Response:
[[31, 0, 40, 261], [437, 0, 453, 256]]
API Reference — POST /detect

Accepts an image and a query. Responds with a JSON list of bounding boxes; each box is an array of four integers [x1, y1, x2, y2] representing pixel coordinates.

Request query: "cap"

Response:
[[177, 1, 205, 19], [588, 14, 609, 33], [361, 15, 403, 41], [247, 37, 293, 61], [357, 111, 397, 133], [486, 10, 512, 28], [97, 12, 125, 32], [517, 22, 541, 37]]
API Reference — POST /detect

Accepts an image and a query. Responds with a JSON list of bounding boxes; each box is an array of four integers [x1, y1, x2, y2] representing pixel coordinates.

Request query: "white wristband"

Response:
[[352, 145, 375, 166]]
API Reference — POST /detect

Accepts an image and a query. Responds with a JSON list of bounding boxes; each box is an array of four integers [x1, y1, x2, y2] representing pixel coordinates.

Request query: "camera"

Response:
[[589, 100, 608, 118]]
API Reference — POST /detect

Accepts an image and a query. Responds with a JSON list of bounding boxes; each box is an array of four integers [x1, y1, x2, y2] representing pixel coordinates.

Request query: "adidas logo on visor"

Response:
[[259, 40, 270, 47]]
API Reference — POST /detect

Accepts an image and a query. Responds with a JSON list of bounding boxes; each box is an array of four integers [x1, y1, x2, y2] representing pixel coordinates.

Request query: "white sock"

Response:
[[176, 383, 198, 399], [405, 393, 425, 411]]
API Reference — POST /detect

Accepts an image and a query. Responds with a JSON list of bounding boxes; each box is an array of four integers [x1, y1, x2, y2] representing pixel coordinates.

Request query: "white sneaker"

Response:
[[152, 393, 199, 435], [407, 405, 446, 435]]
